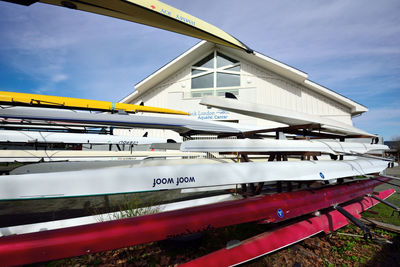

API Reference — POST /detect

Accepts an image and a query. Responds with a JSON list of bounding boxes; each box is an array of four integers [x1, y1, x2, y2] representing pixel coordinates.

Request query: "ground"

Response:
[[35, 166, 400, 267]]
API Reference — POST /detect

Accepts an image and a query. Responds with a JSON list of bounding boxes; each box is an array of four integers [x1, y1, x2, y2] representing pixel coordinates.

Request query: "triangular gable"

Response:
[[121, 41, 367, 115]]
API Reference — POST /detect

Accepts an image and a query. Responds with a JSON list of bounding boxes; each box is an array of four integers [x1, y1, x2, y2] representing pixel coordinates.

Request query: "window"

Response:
[[191, 51, 241, 96], [217, 72, 240, 87]]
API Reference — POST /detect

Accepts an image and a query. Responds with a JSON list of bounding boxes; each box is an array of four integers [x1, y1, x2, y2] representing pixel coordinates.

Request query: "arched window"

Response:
[[191, 51, 241, 97]]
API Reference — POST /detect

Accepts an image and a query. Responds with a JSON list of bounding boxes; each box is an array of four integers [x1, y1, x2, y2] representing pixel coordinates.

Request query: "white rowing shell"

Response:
[[0, 194, 239, 237], [10, 158, 228, 175], [181, 139, 388, 153], [0, 150, 203, 163], [200, 96, 374, 137], [0, 130, 166, 145], [0, 106, 264, 134], [0, 158, 389, 200]]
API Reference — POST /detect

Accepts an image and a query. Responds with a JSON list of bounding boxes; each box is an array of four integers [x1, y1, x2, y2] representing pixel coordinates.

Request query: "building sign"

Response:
[[189, 110, 231, 120]]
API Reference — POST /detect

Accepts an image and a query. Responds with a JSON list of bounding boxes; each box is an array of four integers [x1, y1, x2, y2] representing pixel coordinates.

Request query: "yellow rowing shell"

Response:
[[13, 0, 251, 53], [0, 91, 189, 115]]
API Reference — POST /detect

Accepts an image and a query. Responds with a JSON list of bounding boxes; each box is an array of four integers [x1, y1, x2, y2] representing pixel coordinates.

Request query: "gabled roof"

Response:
[[120, 41, 367, 115]]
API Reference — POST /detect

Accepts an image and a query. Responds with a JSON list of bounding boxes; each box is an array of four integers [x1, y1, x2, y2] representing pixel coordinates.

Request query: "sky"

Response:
[[0, 0, 399, 140]]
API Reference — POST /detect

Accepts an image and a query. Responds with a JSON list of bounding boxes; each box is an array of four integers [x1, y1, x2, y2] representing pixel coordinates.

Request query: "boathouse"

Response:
[[118, 41, 367, 140]]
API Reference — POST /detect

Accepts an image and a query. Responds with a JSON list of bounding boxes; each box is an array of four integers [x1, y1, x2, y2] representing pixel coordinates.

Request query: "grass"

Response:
[[363, 192, 400, 226], [328, 225, 399, 265], [95, 194, 160, 222]]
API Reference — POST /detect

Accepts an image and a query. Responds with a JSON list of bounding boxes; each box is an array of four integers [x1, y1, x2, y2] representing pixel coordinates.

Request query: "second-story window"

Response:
[[191, 51, 241, 97]]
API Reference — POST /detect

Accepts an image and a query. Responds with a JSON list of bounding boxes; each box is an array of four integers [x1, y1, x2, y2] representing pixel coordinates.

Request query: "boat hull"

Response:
[[0, 91, 188, 115], [0, 178, 390, 266], [0, 187, 230, 228], [181, 138, 388, 153], [0, 130, 167, 145], [0, 158, 388, 200], [200, 96, 374, 136], [181, 188, 395, 266]]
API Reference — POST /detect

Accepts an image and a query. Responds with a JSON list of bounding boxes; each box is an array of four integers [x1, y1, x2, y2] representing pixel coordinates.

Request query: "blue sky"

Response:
[[0, 0, 399, 140]]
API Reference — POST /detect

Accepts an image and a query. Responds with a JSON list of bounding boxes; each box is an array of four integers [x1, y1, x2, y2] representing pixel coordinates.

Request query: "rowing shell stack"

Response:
[[0, 91, 396, 265]]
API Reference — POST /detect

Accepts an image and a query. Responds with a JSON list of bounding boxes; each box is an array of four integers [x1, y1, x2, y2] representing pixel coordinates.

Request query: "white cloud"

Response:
[[51, 74, 68, 83], [353, 107, 400, 139], [355, 107, 400, 123]]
